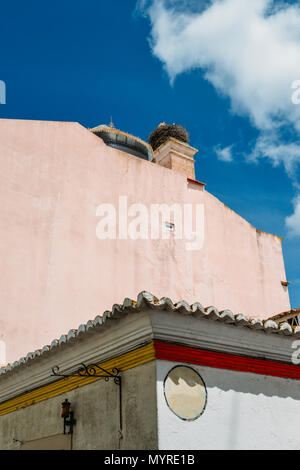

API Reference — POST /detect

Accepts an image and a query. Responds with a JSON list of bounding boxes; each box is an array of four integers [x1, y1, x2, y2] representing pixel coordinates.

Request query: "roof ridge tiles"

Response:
[[0, 291, 297, 376]]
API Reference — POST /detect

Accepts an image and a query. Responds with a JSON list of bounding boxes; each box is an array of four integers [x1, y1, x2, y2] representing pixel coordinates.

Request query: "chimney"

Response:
[[149, 123, 198, 179]]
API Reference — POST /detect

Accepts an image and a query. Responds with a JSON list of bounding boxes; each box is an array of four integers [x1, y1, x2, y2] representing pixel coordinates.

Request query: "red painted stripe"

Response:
[[154, 341, 300, 380]]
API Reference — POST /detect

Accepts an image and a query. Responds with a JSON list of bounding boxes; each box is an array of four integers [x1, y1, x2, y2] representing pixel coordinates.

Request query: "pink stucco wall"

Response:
[[0, 119, 290, 363]]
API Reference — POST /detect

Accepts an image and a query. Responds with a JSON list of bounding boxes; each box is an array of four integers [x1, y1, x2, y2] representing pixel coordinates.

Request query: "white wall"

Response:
[[157, 359, 300, 450]]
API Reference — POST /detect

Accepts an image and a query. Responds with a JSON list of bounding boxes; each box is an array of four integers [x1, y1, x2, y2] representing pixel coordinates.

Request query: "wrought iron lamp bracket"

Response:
[[51, 363, 121, 384], [51, 363, 123, 432]]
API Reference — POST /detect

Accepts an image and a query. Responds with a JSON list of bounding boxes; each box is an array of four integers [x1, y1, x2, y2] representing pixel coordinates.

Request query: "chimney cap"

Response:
[[149, 123, 189, 151]]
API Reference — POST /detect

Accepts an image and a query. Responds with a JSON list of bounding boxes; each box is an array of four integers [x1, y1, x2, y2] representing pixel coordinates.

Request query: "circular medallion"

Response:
[[164, 365, 207, 421]]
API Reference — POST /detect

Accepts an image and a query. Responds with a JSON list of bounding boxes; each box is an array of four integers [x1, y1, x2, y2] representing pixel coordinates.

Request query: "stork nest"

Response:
[[148, 123, 189, 151]]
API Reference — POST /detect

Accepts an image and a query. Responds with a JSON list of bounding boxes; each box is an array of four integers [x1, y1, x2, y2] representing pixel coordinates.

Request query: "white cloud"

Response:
[[141, 0, 300, 235], [215, 145, 233, 162], [286, 196, 300, 237], [145, 0, 300, 130], [250, 132, 300, 181]]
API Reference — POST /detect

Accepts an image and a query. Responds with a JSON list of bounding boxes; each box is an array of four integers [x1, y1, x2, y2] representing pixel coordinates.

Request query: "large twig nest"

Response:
[[149, 123, 189, 151]]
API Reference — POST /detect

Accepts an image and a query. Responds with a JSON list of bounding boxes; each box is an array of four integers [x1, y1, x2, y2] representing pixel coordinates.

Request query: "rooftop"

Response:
[[1, 291, 299, 377]]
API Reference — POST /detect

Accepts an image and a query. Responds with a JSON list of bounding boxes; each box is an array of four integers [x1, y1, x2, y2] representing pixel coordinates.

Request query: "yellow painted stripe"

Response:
[[0, 342, 155, 416]]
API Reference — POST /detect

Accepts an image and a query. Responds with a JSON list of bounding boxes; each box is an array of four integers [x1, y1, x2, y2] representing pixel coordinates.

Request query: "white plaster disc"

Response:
[[164, 365, 207, 421]]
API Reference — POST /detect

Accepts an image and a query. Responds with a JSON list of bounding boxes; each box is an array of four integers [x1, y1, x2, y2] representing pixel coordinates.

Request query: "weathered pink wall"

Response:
[[0, 119, 290, 363]]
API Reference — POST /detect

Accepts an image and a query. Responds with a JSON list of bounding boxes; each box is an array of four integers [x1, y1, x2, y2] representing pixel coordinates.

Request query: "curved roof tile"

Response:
[[0, 291, 297, 376]]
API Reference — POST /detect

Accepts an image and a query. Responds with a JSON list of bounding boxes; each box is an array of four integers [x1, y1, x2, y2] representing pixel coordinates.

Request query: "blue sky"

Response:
[[1, 0, 300, 307]]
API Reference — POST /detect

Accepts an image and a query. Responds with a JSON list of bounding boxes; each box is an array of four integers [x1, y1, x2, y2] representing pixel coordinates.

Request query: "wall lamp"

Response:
[[53, 364, 122, 434], [61, 399, 76, 435]]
